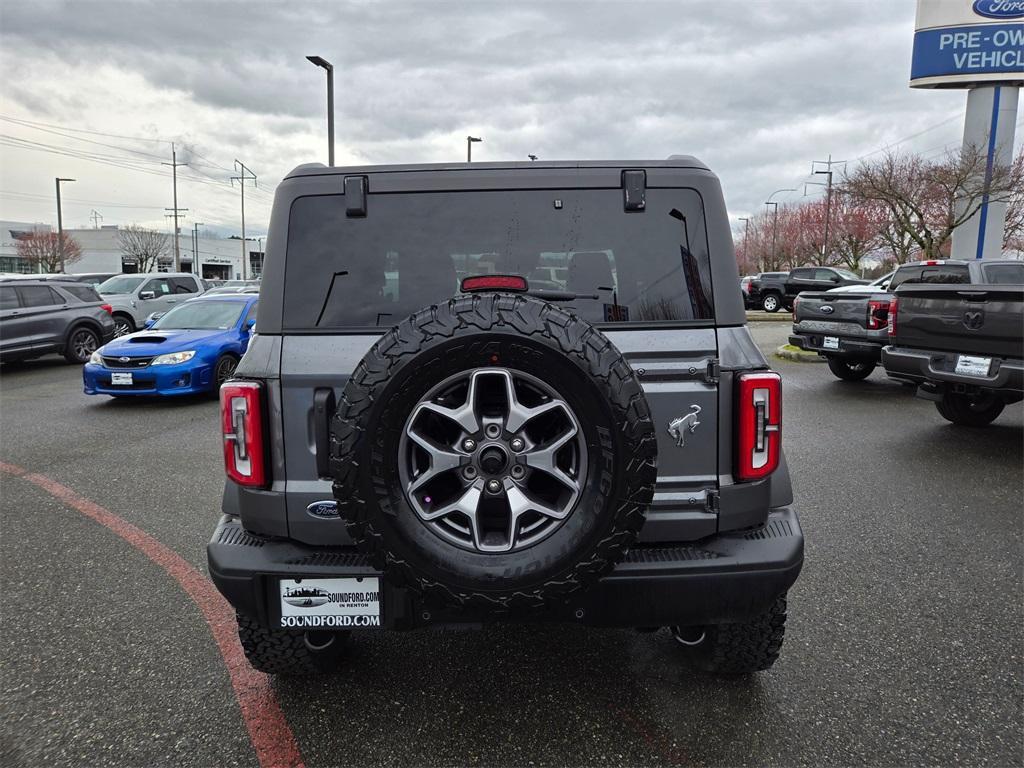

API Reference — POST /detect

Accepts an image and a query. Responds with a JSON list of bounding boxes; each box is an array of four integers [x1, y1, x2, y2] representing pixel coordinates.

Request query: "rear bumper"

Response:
[[207, 507, 804, 630], [789, 331, 883, 360], [881, 345, 1024, 394]]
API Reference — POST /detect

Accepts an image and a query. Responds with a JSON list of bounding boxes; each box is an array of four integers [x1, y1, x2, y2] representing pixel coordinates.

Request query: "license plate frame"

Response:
[[110, 372, 133, 386], [954, 355, 992, 377], [279, 576, 382, 629], [823, 336, 840, 350]]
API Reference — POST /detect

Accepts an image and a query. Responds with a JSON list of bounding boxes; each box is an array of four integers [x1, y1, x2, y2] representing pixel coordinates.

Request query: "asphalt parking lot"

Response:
[[1, 322, 1021, 768]]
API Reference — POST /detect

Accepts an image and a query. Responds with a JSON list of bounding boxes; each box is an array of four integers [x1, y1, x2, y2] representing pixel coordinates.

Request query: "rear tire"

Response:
[[935, 391, 1004, 427], [673, 595, 788, 675], [63, 326, 100, 364], [826, 357, 875, 381], [236, 614, 349, 675], [761, 293, 781, 313]]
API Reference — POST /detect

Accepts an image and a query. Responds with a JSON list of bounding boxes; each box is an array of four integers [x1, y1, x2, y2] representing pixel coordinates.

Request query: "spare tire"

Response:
[[330, 293, 657, 611]]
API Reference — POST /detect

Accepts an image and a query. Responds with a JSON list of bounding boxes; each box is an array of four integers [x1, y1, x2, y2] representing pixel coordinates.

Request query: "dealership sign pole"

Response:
[[910, 0, 1023, 260]]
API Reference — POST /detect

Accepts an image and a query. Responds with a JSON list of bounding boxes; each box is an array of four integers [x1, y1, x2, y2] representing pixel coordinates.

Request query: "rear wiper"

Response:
[[526, 290, 599, 302]]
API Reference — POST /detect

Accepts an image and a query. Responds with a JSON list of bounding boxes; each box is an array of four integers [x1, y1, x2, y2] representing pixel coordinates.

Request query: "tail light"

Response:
[[887, 296, 899, 337], [792, 295, 800, 316], [867, 298, 890, 330], [735, 371, 781, 482], [220, 381, 267, 487], [743, 281, 751, 295], [461, 275, 528, 292], [100, 304, 113, 314]]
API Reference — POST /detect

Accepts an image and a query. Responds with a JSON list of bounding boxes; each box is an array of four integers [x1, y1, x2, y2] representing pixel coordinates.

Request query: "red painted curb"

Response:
[[0, 461, 305, 768]]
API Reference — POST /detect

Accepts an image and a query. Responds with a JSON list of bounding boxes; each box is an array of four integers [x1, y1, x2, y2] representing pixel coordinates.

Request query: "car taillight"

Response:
[[735, 371, 781, 482], [792, 295, 800, 316], [461, 275, 529, 292], [743, 281, 751, 295], [220, 381, 267, 487], [100, 304, 113, 314], [867, 298, 890, 330], [887, 296, 898, 337]]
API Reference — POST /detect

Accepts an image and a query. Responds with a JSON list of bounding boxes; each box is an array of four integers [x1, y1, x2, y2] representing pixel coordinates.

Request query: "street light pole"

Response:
[[765, 188, 796, 270], [467, 136, 482, 162], [192, 222, 204, 274], [306, 56, 335, 166], [55, 177, 75, 273]]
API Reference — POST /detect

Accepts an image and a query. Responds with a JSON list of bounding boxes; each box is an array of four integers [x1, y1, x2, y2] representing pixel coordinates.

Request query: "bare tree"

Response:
[[1002, 151, 1024, 255], [828, 195, 884, 273], [841, 146, 1022, 260], [117, 225, 169, 272], [15, 231, 82, 273]]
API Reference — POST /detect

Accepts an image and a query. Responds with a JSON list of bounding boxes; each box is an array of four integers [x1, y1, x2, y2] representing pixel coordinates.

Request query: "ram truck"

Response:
[[882, 280, 1024, 426]]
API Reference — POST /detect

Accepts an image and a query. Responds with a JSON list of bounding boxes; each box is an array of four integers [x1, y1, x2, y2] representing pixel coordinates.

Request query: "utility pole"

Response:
[[738, 216, 751, 269], [55, 177, 75, 273], [89, 209, 103, 229], [231, 160, 257, 280], [163, 143, 189, 271], [808, 155, 846, 264], [192, 222, 204, 274], [467, 136, 482, 162]]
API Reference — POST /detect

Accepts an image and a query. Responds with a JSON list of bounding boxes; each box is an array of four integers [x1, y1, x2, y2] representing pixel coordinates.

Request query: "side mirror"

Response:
[[139, 290, 155, 300], [143, 319, 155, 329], [880, 281, 890, 291], [246, 318, 256, 332], [828, 275, 840, 283]]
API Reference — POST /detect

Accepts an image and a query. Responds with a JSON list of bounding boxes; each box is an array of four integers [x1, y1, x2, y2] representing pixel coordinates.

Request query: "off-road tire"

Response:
[[330, 293, 657, 612], [236, 614, 349, 675], [678, 595, 788, 675], [761, 293, 781, 313], [826, 357, 875, 381], [935, 391, 1005, 427]]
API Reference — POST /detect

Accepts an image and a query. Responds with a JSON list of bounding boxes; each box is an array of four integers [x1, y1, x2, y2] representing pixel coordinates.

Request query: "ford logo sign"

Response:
[[306, 500, 339, 519], [973, 0, 1024, 19], [819, 305, 835, 314]]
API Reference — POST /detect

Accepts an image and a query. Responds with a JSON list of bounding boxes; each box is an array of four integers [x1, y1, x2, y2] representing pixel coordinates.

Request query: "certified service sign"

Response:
[[910, 0, 1024, 88]]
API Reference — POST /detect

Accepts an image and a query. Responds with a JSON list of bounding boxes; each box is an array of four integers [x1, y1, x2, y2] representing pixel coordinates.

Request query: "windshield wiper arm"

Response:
[[526, 289, 599, 302]]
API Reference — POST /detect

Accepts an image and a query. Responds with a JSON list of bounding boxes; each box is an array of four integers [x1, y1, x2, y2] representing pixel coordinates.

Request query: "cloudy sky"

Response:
[[0, 0, 970, 238]]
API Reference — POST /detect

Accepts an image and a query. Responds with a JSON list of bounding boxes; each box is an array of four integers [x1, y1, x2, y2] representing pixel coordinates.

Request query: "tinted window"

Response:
[[244, 302, 259, 325], [919, 265, 969, 284], [831, 267, 860, 280], [153, 300, 245, 330], [790, 268, 813, 279], [61, 284, 102, 302], [284, 189, 714, 329], [814, 269, 838, 281], [169, 276, 198, 294], [888, 266, 921, 290], [16, 286, 61, 307], [0, 286, 17, 310], [982, 263, 1024, 284], [142, 278, 172, 295], [98, 276, 145, 295]]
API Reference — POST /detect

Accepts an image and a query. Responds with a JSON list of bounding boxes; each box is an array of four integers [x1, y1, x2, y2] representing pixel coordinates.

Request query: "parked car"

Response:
[[788, 260, 1022, 381], [826, 270, 894, 294], [882, 279, 1023, 426], [96, 272, 206, 337], [207, 158, 803, 677], [0, 279, 115, 364], [750, 267, 867, 312], [739, 274, 757, 308], [746, 271, 789, 311], [83, 293, 258, 397], [203, 285, 261, 296]]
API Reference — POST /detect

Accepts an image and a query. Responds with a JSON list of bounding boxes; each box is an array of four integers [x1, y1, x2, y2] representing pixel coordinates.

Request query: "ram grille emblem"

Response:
[[963, 310, 984, 330], [667, 405, 702, 447]]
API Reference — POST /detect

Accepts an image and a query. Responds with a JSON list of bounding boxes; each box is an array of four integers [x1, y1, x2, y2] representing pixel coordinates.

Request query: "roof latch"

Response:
[[622, 169, 646, 212], [344, 176, 367, 217]]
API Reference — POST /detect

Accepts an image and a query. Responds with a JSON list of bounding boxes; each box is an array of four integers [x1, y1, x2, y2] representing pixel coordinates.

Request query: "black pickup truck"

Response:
[[788, 259, 1022, 381], [749, 266, 867, 313], [883, 280, 1024, 426]]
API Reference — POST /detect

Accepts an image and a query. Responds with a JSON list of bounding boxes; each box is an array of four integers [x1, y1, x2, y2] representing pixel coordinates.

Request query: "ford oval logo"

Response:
[[819, 305, 835, 314], [306, 500, 339, 519], [973, 0, 1024, 19]]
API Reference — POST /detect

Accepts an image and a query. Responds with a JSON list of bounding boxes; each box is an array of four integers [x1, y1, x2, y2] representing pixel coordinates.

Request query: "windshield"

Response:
[[152, 300, 245, 330], [284, 188, 714, 328], [832, 268, 860, 280], [98, 276, 145, 295]]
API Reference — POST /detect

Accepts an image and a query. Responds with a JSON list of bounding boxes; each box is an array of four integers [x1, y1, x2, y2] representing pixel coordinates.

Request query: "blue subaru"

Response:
[[83, 293, 257, 397]]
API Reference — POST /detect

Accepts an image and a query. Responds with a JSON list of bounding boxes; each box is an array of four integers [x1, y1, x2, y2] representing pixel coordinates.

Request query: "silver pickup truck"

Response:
[[790, 259, 1024, 382]]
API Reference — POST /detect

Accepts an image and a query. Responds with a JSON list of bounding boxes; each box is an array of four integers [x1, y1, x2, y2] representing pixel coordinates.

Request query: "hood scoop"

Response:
[[129, 334, 168, 343]]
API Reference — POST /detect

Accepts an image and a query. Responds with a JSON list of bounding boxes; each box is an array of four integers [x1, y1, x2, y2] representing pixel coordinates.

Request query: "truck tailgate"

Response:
[[893, 284, 1024, 358], [794, 291, 882, 334]]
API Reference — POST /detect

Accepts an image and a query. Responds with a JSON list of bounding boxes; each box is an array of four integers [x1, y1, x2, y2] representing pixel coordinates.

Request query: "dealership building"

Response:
[[0, 220, 262, 280]]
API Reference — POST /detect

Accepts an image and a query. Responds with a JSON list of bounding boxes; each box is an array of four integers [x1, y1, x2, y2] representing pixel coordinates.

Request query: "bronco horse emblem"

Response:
[[667, 405, 702, 447]]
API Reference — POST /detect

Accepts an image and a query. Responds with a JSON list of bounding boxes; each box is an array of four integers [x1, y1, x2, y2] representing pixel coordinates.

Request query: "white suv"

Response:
[[97, 272, 205, 336]]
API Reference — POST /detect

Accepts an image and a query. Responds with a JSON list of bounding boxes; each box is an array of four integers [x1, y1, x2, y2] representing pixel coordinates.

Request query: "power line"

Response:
[[0, 114, 172, 144]]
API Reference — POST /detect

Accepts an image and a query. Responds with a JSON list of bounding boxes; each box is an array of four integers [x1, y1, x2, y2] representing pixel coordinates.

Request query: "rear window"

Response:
[[918, 265, 969, 284], [283, 188, 714, 329], [982, 262, 1024, 284], [61, 284, 102, 302]]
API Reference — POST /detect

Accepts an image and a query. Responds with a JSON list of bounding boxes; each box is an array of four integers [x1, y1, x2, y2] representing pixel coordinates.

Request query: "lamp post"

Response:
[[466, 136, 482, 162], [55, 177, 75, 273], [192, 222, 204, 274], [306, 55, 335, 166], [765, 188, 796, 269], [738, 216, 751, 269]]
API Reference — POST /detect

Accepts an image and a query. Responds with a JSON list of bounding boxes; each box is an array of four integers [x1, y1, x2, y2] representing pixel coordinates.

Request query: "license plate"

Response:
[[823, 336, 840, 350], [110, 372, 133, 385], [279, 577, 381, 629], [954, 355, 992, 377]]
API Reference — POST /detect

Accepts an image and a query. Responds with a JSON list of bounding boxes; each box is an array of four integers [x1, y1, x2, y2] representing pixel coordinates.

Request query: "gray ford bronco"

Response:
[[207, 159, 803, 675]]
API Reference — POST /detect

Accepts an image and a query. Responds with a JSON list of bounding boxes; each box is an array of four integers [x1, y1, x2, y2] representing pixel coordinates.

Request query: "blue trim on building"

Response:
[[975, 86, 1002, 260]]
